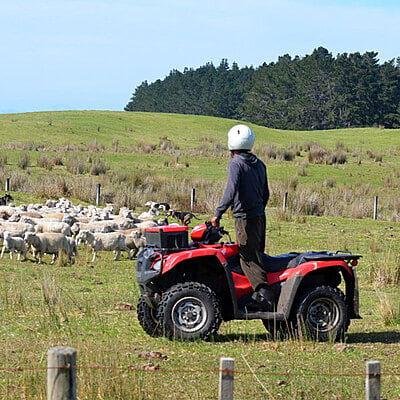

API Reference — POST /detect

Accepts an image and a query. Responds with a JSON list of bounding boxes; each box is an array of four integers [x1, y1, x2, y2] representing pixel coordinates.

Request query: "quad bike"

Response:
[[136, 222, 361, 342]]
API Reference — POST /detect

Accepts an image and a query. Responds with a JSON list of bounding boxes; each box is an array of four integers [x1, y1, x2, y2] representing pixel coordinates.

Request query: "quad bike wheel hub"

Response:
[[172, 297, 207, 333], [307, 298, 339, 331]]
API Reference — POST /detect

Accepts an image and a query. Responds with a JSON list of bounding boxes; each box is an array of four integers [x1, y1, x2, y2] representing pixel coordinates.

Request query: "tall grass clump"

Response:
[[34, 176, 72, 198], [159, 136, 180, 154], [377, 290, 400, 326], [367, 241, 400, 287], [0, 166, 32, 192], [137, 140, 157, 153], [65, 154, 87, 175], [307, 144, 347, 165], [256, 144, 296, 161], [18, 151, 30, 170], [366, 150, 383, 162], [196, 139, 226, 157], [86, 139, 104, 152], [90, 157, 108, 175], [37, 153, 54, 170], [0, 153, 7, 167]]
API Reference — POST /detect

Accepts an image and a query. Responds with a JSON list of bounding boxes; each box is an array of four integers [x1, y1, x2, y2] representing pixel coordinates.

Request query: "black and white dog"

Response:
[[0, 194, 13, 206]]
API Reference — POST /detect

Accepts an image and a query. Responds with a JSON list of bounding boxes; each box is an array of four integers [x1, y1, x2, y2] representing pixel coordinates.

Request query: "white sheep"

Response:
[[66, 236, 78, 264], [24, 232, 72, 264], [71, 218, 137, 237], [76, 230, 131, 262], [135, 220, 158, 235], [0, 221, 35, 238], [1, 231, 27, 260], [126, 231, 147, 258], [24, 219, 72, 236]]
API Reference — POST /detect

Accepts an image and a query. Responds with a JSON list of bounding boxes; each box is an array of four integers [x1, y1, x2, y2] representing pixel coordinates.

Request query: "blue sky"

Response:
[[1, 0, 399, 114]]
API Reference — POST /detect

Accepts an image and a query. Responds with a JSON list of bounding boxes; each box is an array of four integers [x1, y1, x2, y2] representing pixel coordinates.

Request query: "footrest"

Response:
[[237, 311, 285, 320]]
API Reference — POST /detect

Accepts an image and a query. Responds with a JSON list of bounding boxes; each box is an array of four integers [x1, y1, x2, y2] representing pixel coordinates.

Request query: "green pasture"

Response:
[[1, 110, 399, 150], [0, 215, 399, 399], [0, 111, 399, 399]]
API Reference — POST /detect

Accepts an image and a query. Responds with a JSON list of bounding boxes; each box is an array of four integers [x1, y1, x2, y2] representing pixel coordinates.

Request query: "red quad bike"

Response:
[[136, 222, 361, 342]]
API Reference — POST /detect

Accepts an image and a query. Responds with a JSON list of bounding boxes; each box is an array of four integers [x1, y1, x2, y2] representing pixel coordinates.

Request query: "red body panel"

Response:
[[231, 272, 252, 299], [267, 260, 352, 285], [159, 243, 353, 300], [146, 225, 189, 233], [161, 246, 228, 275]]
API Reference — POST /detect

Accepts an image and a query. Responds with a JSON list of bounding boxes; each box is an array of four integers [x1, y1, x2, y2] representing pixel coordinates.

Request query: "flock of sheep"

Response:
[[0, 198, 170, 264]]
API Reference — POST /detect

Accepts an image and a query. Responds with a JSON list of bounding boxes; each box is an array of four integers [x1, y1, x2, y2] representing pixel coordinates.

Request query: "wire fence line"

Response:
[[1, 364, 399, 378], [0, 347, 395, 400], [3, 177, 386, 220]]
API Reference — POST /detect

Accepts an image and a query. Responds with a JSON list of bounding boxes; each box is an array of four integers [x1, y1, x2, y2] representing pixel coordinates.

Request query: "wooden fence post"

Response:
[[190, 188, 196, 211], [283, 192, 288, 212], [373, 196, 378, 220], [218, 357, 234, 400], [47, 346, 77, 400], [95, 184, 101, 206], [366, 360, 381, 400], [5, 178, 10, 192]]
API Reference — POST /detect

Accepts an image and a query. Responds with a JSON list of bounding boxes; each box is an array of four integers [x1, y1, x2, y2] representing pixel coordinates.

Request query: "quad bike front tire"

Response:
[[293, 285, 349, 342], [157, 282, 222, 341], [137, 295, 161, 337]]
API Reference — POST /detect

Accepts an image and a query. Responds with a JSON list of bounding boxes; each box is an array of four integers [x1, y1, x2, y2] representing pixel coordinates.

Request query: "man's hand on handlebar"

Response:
[[211, 216, 220, 227]]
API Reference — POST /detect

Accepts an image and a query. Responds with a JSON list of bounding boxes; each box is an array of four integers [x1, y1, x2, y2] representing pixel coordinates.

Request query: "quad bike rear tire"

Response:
[[157, 282, 222, 341], [293, 285, 349, 342], [137, 295, 161, 337]]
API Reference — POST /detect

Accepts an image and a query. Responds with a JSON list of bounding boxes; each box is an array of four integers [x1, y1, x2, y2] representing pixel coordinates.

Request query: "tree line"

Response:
[[125, 47, 400, 130]]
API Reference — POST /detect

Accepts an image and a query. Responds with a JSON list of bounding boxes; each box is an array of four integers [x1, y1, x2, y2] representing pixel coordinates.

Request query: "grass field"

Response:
[[0, 111, 399, 399]]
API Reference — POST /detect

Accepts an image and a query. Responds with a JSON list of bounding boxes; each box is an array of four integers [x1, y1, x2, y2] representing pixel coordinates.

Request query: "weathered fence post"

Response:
[[218, 357, 234, 400], [95, 184, 101, 206], [5, 178, 10, 192], [366, 360, 381, 400], [190, 188, 196, 211], [47, 346, 77, 400], [283, 192, 288, 212], [373, 196, 378, 220]]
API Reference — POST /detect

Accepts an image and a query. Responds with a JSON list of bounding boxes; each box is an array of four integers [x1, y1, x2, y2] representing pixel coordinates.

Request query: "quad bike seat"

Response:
[[260, 251, 361, 272], [259, 252, 300, 272], [228, 251, 360, 275]]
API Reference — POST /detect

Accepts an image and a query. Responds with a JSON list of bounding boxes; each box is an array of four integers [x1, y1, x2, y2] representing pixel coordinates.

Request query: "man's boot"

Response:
[[246, 286, 275, 312]]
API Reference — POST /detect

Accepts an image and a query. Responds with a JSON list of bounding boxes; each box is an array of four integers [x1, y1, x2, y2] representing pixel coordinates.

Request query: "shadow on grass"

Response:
[[212, 331, 400, 344], [212, 333, 278, 343], [346, 331, 400, 344]]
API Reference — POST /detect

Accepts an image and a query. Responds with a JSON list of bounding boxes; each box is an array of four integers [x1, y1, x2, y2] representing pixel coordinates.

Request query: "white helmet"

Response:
[[227, 124, 255, 151]]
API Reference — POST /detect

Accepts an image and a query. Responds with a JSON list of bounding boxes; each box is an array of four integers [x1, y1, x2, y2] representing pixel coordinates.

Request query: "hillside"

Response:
[[0, 111, 399, 220], [0, 110, 399, 399]]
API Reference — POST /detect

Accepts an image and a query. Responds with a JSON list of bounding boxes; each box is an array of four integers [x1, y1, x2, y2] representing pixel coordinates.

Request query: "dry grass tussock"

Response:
[[377, 290, 400, 326], [269, 181, 399, 221]]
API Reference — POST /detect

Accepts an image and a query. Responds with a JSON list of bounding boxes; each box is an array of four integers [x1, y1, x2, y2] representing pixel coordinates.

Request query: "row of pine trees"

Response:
[[125, 47, 400, 130]]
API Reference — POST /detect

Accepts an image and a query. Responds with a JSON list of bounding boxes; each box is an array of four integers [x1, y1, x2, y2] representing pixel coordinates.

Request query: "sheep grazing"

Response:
[[76, 230, 131, 262], [0, 206, 16, 220], [1, 231, 27, 260], [0, 221, 35, 238], [24, 232, 73, 264], [135, 220, 158, 235], [126, 231, 147, 258], [66, 236, 78, 264], [32, 220, 72, 236]]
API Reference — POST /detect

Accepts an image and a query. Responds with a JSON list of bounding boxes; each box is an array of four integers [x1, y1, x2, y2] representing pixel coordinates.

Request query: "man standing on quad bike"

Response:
[[211, 124, 274, 311]]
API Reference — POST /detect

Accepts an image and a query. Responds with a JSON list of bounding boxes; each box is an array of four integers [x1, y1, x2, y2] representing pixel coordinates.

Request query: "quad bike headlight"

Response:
[[152, 259, 162, 272]]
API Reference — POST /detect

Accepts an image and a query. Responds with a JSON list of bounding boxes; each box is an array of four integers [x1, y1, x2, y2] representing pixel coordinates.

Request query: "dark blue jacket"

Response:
[[215, 152, 269, 219]]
